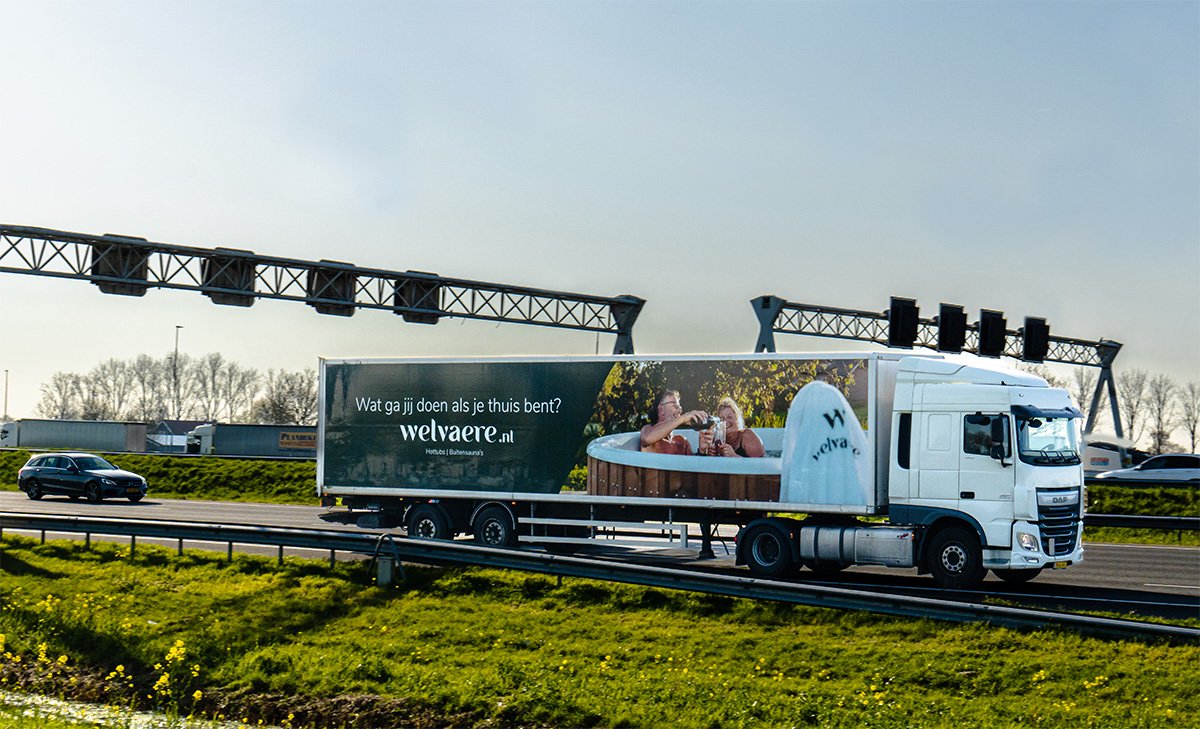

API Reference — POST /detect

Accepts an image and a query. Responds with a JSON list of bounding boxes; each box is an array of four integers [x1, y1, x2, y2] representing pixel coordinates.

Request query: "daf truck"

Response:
[[317, 353, 1085, 588]]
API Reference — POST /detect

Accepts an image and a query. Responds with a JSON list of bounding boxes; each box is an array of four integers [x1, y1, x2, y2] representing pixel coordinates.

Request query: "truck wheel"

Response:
[[742, 523, 796, 578], [473, 506, 517, 548], [25, 480, 43, 500], [993, 568, 1040, 584], [927, 527, 985, 589], [406, 504, 451, 540], [85, 483, 103, 504]]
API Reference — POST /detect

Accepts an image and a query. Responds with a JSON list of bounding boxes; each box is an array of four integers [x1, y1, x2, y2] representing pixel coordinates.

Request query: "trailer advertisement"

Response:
[[321, 356, 867, 502]]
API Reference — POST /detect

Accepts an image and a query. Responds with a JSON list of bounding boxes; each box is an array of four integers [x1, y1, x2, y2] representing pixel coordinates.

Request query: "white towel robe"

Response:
[[780, 381, 873, 506]]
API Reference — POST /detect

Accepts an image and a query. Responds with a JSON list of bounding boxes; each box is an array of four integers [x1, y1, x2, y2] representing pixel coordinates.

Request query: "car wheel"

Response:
[[406, 504, 452, 540], [127, 493, 144, 503], [473, 505, 517, 547], [25, 480, 43, 500], [741, 522, 796, 578], [927, 527, 986, 589], [85, 482, 103, 504]]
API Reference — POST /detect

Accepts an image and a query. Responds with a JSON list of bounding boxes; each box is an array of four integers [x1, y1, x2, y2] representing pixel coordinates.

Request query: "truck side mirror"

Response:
[[990, 444, 1010, 467]]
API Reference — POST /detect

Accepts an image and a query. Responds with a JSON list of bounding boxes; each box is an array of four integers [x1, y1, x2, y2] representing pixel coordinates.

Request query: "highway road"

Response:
[[3, 491, 1197, 619]]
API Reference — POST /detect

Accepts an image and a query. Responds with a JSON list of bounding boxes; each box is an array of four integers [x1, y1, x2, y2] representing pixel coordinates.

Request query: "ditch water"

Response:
[[0, 690, 283, 729]]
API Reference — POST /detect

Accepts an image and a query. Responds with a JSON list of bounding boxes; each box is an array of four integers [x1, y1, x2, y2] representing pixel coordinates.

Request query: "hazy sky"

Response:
[[1, 1, 1197, 437]]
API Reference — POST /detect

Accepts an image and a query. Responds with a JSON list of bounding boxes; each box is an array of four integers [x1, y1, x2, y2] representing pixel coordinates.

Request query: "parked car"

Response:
[[1092, 453, 1200, 484], [18, 452, 148, 503]]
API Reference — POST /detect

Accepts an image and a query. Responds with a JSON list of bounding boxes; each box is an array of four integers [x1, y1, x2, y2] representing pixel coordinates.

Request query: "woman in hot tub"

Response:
[[706, 397, 766, 458]]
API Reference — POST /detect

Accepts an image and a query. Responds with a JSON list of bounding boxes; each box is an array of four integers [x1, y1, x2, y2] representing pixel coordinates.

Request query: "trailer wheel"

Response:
[[406, 504, 451, 540], [742, 523, 795, 578], [927, 527, 985, 589], [473, 506, 517, 548], [25, 480, 43, 500], [85, 482, 103, 504], [992, 568, 1040, 584]]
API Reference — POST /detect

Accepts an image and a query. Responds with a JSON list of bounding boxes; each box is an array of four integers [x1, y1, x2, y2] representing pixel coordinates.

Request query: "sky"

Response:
[[0, 1, 1197, 442]]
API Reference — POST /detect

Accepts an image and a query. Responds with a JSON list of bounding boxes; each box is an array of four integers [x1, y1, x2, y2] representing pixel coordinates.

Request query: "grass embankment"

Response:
[[1, 449, 1195, 544], [1, 536, 1197, 729]]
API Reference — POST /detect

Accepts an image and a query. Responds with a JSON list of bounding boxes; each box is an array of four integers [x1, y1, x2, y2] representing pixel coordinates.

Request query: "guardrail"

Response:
[[1085, 514, 1199, 532], [2, 512, 1196, 644]]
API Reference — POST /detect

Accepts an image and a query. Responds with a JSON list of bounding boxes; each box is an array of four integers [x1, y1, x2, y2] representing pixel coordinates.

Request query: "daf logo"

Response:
[[1051, 496, 1070, 504]]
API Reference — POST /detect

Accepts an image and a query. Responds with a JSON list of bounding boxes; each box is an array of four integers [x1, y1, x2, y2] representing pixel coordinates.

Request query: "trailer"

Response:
[[318, 353, 1085, 588], [0, 418, 147, 452], [186, 423, 317, 458]]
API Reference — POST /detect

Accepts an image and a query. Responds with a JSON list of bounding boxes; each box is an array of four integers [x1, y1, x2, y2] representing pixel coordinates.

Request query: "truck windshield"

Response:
[[1016, 416, 1080, 466]]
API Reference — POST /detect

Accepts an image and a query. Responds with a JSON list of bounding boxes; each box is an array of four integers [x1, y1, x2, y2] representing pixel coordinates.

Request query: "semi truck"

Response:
[[186, 423, 317, 458], [0, 418, 147, 452], [317, 353, 1085, 588]]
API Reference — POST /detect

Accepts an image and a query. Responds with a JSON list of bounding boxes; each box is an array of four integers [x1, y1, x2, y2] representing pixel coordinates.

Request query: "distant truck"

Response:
[[318, 353, 1086, 588], [0, 418, 147, 453], [186, 423, 317, 458]]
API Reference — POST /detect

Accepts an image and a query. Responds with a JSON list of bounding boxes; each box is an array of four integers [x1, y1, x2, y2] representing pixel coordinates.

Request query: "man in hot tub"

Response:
[[640, 389, 710, 455]]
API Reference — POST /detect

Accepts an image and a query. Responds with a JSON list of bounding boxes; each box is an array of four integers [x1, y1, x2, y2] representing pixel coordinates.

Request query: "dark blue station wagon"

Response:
[[18, 452, 148, 503]]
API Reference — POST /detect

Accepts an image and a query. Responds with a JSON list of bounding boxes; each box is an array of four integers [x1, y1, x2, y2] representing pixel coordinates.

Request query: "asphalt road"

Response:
[[3, 491, 1198, 617]]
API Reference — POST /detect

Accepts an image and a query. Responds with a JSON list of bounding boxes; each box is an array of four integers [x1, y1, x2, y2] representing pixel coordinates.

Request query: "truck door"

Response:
[[959, 413, 1015, 506], [916, 411, 959, 505]]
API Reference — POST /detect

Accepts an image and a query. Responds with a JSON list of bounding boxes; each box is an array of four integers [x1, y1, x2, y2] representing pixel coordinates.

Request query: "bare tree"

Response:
[[35, 372, 82, 419], [1117, 369, 1149, 446], [165, 351, 197, 420], [192, 352, 227, 421], [1069, 367, 1106, 427], [1017, 364, 1065, 388], [220, 362, 261, 421], [89, 358, 136, 419], [128, 354, 168, 422], [76, 370, 118, 420], [1145, 374, 1178, 454], [1180, 382, 1200, 452], [252, 368, 318, 425]]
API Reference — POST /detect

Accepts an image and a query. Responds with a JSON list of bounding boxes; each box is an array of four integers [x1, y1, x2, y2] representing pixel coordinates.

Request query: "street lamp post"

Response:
[[172, 325, 183, 419], [3, 369, 8, 420]]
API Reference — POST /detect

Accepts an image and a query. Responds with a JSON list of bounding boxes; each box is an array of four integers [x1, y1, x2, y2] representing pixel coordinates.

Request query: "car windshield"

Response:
[[1016, 416, 1081, 466], [73, 456, 116, 470]]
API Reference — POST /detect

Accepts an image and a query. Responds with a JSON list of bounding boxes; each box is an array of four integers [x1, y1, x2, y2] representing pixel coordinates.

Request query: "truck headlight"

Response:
[[1018, 532, 1039, 551]]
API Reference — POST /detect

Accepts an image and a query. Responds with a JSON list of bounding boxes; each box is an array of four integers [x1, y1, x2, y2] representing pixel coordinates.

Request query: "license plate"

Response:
[[1053, 561, 1069, 569], [126, 487, 141, 493]]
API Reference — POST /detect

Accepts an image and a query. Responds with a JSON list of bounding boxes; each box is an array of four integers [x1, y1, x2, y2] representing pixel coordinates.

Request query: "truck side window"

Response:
[[963, 414, 1010, 457], [897, 413, 911, 470]]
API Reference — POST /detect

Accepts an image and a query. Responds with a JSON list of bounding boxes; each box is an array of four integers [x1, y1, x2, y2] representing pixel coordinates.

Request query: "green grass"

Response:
[[1, 535, 1196, 729]]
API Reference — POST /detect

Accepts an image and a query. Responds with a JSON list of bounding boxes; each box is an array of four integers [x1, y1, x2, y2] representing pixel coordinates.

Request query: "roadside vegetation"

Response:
[[1, 535, 1196, 728]]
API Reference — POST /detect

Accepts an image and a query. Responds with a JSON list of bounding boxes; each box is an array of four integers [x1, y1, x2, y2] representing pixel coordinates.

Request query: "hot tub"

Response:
[[585, 429, 784, 502]]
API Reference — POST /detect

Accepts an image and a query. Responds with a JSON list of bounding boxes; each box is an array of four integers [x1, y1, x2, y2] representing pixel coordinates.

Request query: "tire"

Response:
[[85, 482, 103, 504], [25, 480, 43, 501], [741, 523, 796, 578], [406, 504, 452, 540], [803, 559, 847, 578], [993, 568, 1040, 584], [473, 505, 517, 548], [127, 493, 144, 504], [926, 527, 986, 589]]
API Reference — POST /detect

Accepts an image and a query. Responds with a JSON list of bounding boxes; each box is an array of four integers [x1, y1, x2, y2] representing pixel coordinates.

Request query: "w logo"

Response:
[[822, 409, 845, 429]]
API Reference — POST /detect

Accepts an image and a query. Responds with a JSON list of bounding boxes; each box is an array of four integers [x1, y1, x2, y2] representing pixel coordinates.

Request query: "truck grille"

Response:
[[1037, 488, 1081, 556]]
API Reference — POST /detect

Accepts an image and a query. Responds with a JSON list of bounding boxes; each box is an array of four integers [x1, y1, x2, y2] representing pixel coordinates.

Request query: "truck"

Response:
[[186, 423, 317, 458], [0, 418, 147, 452], [317, 353, 1085, 588]]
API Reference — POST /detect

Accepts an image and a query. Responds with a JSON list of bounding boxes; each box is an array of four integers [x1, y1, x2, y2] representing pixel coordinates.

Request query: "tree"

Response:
[[252, 369, 318, 425], [220, 362, 261, 422], [35, 372, 82, 419], [128, 354, 168, 422], [1179, 382, 1200, 452], [1145, 373, 1177, 454], [1117, 369, 1149, 446], [1069, 367, 1106, 429]]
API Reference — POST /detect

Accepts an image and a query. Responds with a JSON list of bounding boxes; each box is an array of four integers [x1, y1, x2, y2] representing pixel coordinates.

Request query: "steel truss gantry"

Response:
[[751, 295, 1124, 437], [0, 224, 644, 354]]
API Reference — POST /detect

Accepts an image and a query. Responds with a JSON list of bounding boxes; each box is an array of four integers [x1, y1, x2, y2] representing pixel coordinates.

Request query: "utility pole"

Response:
[[3, 369, 8, 420]]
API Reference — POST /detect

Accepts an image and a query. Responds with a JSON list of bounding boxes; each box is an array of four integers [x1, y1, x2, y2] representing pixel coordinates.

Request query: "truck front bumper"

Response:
[[982, 520, 1085, 571]]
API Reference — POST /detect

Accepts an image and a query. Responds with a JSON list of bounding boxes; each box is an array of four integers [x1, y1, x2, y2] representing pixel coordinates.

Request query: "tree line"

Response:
[[33, 353, 318, 425], [1022, 365, 1199, 454]]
